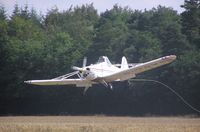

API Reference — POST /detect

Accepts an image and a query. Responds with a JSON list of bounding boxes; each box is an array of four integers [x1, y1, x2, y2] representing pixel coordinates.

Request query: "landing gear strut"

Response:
[[109, 83, 113, 90], [101, 80, 113, 90]]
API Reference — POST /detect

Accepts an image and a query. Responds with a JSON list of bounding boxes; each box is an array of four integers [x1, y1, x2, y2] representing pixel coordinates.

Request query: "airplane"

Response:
[[24, 55, 176, 93]]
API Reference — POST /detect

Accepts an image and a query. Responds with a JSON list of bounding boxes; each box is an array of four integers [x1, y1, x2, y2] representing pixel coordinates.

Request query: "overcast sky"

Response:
[[1, 0, 185, 16]]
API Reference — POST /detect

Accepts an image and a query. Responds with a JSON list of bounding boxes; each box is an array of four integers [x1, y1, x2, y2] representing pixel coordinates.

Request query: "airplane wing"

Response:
[[102, 55, 176, 82], [24, 79, 95, 87]]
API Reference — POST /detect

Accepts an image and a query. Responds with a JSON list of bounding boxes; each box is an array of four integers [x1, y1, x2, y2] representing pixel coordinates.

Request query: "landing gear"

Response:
[[83, 87, 90, 95], [100, 80, 113, 90], [108, 83, 113, 90]]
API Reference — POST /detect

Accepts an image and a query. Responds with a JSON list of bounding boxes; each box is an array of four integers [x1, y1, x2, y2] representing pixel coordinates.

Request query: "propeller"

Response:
[[83, 57, 87, 67], [71, 57, 88, 78], [71, 66, 83, 71]]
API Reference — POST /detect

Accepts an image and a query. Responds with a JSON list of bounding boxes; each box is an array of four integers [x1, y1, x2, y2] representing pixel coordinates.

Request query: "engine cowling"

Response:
[[83, 68, 97, 80]]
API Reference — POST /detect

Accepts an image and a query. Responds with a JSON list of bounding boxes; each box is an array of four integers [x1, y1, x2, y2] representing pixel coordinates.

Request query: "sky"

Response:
[[0, 0, 185, 16]]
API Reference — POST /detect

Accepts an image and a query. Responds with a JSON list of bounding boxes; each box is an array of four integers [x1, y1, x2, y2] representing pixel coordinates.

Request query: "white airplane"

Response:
[[24, 55, 176, 93]]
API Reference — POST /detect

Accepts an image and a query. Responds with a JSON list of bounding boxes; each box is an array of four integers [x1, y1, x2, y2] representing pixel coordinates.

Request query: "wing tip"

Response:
[[170, 55, 177, 60], [24, 80, 31, 84]]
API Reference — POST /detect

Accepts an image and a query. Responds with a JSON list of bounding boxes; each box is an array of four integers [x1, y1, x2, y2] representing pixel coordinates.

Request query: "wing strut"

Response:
[[52, 71, 79, 80]]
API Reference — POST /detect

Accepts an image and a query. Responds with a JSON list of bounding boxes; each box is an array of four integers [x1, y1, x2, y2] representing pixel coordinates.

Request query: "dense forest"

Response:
[[0, 0, 200, 116]]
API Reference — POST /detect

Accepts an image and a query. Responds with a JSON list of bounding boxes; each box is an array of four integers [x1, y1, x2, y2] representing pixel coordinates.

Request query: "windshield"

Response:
[[97, 56, 112, 65]]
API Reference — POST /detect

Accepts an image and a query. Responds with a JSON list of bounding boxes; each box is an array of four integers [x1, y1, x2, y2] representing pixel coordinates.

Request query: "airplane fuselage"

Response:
[[86, 62, 120, 79]]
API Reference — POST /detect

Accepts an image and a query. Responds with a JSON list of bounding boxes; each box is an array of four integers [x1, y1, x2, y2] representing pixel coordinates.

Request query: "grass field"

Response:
[[0, 116, 200, 132]]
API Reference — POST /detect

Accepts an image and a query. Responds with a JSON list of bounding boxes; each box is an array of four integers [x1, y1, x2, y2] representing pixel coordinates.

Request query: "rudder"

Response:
[[121, 56, 128, 70]]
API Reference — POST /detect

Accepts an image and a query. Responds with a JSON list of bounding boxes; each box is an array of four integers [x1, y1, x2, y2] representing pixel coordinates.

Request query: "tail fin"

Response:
[[121, 56, 128, 70]]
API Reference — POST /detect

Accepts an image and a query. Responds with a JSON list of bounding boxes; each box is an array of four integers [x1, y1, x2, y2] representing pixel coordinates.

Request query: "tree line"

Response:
[[0, 0, 200, 116]]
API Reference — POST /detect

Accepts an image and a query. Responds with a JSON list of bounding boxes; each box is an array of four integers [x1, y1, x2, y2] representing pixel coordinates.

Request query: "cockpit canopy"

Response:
[[97, 56, 112, 65]]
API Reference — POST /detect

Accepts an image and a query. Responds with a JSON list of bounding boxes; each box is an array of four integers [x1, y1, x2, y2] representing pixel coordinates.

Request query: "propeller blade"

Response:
[[71, 66, 82, 71], [71, 57, 88, 79], [83, 57, 87, 67]]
